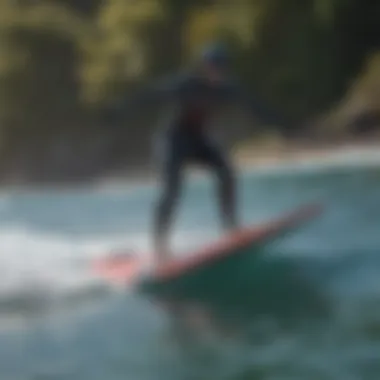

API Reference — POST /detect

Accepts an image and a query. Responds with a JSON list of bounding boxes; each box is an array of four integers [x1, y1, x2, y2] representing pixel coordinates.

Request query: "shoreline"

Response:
[[2, 140, 380, 194], [94, 140, 380, 192]]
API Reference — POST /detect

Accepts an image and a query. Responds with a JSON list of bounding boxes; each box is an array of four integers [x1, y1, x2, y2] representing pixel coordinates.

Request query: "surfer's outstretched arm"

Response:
[[100, 74, 187, 123]]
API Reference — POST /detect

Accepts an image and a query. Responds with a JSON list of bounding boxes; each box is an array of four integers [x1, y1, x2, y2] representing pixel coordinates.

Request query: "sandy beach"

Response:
[[234, 139, 380, 171]]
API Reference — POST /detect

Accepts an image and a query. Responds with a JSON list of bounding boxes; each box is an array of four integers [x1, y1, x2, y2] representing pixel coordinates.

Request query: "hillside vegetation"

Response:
[[0, 0, 378, 183]]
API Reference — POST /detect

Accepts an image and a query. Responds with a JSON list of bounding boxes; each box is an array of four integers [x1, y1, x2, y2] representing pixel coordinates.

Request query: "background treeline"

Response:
[[0, 0, 379, 184]]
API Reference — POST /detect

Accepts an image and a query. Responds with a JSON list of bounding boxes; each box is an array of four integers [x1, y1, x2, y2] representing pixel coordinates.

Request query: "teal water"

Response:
[[1, 160, 380, 379]]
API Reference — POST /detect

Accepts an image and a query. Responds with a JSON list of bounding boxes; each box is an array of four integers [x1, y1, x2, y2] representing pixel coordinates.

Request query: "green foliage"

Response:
[[0, 1, 89, 147], [0, 0, 378, 168], [80, 0, 163, 104]]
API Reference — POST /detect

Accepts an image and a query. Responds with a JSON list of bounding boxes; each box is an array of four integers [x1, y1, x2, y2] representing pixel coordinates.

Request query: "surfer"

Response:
[[106, 42, 285, 264], [151, 43, 287, 264]]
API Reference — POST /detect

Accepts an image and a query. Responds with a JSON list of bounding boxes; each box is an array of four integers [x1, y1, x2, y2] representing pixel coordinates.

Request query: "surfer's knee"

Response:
[[158, 147, 183, 200], [214, 157, 234, 187], [158, 168, 182, 212], [206, 142, 234, 182]]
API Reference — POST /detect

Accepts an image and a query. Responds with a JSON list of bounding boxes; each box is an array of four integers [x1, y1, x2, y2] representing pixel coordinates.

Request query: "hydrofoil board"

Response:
[[91, 202, 323, 297]]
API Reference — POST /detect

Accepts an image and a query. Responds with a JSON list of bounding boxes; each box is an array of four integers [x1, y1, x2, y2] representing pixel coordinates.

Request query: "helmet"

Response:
[[200, 42, 229, 67]]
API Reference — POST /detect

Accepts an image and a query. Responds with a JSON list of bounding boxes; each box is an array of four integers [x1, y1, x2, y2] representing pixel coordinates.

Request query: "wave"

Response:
[[0, 223, 217, 323]]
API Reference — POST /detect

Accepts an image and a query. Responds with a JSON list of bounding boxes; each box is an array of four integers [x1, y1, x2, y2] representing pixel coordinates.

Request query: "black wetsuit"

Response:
[[114, 71, 281, 255]]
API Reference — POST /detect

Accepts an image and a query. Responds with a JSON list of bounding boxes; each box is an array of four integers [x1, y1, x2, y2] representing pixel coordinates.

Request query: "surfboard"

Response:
[[92, 202, 323, 297]]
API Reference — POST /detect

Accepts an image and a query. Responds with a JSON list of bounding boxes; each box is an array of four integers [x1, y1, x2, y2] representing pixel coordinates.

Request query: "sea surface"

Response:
[[1, 154, 380, 380]]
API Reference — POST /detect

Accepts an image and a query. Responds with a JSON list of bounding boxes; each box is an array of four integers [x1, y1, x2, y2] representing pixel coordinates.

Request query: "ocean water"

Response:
[[1, 155, 380, 380]]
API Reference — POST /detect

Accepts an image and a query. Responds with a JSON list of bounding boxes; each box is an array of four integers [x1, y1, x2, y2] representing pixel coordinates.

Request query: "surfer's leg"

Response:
[[214, 152, 238, 231], [153, 134, 184, 263], [197, 137, 238, 231]]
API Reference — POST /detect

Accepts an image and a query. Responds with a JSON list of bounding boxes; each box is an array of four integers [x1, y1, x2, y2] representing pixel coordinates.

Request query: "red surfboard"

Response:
[[92, 202, 323, 295]]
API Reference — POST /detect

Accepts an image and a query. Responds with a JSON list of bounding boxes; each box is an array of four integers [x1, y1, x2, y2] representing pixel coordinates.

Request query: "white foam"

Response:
[[0, 220, 215, 320]]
